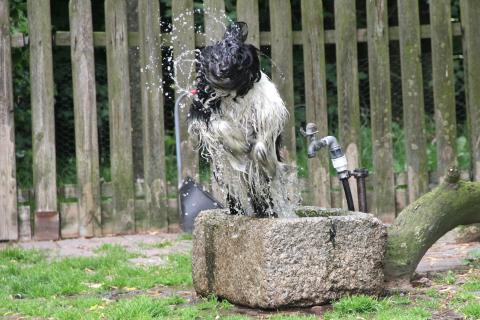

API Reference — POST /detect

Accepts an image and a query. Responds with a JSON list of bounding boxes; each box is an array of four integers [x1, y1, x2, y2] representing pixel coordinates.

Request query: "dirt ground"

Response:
[[3, 229, 477, 272]]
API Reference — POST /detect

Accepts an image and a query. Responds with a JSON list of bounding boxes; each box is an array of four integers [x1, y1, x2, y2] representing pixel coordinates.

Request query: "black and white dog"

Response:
[[188, 22, 295, 217]]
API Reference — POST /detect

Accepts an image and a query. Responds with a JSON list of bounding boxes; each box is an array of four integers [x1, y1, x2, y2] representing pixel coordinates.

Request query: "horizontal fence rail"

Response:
[[9, 22, 465, 49], [0, 0, 478, 240]]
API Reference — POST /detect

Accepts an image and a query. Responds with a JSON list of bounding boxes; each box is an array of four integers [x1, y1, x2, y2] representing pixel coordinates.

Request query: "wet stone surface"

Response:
[[192, 208, 388, 309]]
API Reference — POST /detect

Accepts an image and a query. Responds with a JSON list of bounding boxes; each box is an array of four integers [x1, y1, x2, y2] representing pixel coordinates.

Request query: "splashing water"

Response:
[[139, 7, 300, 218]]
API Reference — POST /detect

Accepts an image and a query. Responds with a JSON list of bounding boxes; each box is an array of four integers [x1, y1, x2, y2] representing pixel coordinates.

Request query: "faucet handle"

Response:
[[301, 123, 319, 137]]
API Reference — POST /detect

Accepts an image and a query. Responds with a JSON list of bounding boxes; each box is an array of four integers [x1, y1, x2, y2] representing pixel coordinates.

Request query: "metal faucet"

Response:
[[301, 123, 348, 177], [301, 123, 354, 211]]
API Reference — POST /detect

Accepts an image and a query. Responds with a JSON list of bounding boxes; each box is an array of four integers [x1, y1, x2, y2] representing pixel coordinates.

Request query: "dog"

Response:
[[187, 22, 296, 217]]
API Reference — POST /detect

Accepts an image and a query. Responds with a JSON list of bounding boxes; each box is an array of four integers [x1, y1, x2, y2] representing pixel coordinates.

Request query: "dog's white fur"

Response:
[[189, 72, 298, 216]]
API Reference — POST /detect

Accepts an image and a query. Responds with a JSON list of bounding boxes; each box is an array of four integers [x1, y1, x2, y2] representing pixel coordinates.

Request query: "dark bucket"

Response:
[[179, 177, 223, 232]]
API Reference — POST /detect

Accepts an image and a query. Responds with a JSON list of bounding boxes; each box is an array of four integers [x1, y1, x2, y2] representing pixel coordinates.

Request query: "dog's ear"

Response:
[[224, 22, 248, 42]]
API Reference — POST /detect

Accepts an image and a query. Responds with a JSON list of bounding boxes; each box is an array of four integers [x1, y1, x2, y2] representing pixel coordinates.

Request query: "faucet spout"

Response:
[[307, 139, 324, 158]]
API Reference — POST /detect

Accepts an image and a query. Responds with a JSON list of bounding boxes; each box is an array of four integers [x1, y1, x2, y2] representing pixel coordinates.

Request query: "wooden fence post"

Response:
[[0, 0, 18, 240], [301, 0, 331, 207], [105, 0, 135, 234], [367, 0, 395, 220], [269, 0, 296, 166], [28, 0, 59, 240], [172, 0, 198, 226], [430, 0, 457, 178], [69, 0, 101, 237], [204, 0, 225, 42], [334, 0, 361, 208], [127, 0, 144, 182], [236, 0, 260, 48], [397, 0, 429, 203], [138, 0, 168, 231], [460, 0, 480, 181]]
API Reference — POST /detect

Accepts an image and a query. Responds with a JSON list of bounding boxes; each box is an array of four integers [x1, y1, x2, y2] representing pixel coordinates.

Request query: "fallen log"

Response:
[[384, 167, 480, 279]]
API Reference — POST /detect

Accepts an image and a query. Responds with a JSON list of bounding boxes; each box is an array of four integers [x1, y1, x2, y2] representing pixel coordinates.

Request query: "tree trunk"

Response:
[[384, 168, 480, 280]]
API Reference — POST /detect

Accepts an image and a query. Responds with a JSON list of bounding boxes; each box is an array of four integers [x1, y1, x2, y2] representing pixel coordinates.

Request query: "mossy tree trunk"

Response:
[[385, 168, 480, 280]]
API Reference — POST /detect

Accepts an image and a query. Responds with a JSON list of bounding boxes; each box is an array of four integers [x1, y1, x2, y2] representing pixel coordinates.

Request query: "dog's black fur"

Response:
[[189, 22, 261, 124], [188, 22, 283, 217]]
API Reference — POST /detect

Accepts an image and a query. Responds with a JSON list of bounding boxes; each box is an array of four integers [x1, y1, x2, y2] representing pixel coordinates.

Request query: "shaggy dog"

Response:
[[187, 22, 296, 217]]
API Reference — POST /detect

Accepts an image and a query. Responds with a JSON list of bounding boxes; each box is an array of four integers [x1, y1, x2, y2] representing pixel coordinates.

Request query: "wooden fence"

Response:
[[0, 0, 479, 241]]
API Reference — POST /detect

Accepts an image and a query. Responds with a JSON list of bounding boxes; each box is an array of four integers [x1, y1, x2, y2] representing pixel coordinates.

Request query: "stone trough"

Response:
[[192, 207, 387, 309]]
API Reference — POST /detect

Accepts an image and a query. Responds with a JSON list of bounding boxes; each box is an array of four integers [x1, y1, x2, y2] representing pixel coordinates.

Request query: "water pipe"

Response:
[[301, 123, 355, 211], [353, 168, 369, 212], [174, 90, 197, 188]]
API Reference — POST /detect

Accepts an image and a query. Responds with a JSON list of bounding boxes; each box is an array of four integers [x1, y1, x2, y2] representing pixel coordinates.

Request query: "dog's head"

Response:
[[199, 22, 261, 97]]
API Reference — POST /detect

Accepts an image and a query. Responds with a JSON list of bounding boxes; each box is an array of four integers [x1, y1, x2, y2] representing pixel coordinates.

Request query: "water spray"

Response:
[[301, 123, 368, 212], [175, 90, 223, 232]]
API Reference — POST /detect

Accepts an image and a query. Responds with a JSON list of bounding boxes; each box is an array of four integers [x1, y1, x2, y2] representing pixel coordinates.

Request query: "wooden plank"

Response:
[[101, 181, 113, 198], [301, 0, 330, 207], [59, 184, 77, 200], [105, 0, 135, 234], [395, 172, 407, 215], [17, 188, 31, 204], [60, 202, 79, 239], [127, 0, 144, 183], [397, 0, 429, 203], [28, 0, 59, 240], [138, 0, 167, 231], [0, 0, 18, 240], [460, 0, 480, 181], [100, 199, 113, 235], [51, 22, 465, 48], [366, 0, 395, 219], [430, 0, 457, 179], [334, 0, 361, 208], [172, 0, 198, 226], [236, 0, 260, 48], [18, 206, 31, 241], [69, 0, 102, 237], [330, 177, 342, 209], [269, 0, 296, 165], [134, 198, 146, 229], [204, 0, 225, 43], [11, 33, 27, 47]]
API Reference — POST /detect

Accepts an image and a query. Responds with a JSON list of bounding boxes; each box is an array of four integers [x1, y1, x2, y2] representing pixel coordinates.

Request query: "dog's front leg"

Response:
[[210, 120, 250, 155], [251, 140, 277, 177]]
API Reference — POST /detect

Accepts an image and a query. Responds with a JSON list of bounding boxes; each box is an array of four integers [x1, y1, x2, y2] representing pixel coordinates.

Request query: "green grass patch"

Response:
[[451, 291, 477, 307], [462, 279, 480, 291], [323, 294, 431, 320], [461, 302, 480, 320], [138, 240, 174, 249], [178, 233, 193, 241], [0, 247, 191, 299], [424, 288, 444, 299], [268, 315, 318, 320], [434, 270, 457, 285], [331, 294, 381, 314], [465, 249, 480, 268]]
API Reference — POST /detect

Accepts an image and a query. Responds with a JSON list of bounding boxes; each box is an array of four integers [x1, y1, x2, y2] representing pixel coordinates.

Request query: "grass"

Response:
[[434, 270, 457, 285], [461, 303, 480, 319], [138, 240, 174, 249], [323, 294, 432, 320], [0, 245, 191, 299], [465, 249, 480, 268], [1, 246, 479, 319], [178, 233, 194, 241]]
